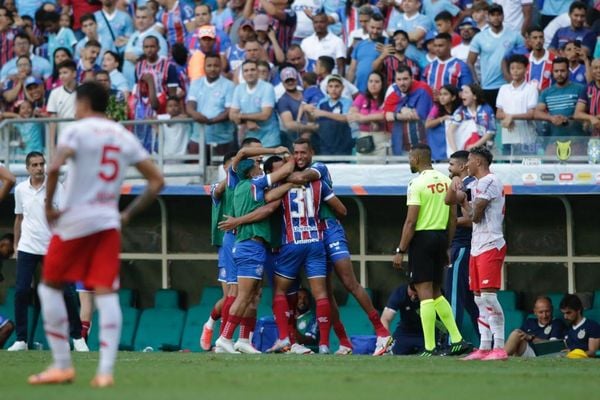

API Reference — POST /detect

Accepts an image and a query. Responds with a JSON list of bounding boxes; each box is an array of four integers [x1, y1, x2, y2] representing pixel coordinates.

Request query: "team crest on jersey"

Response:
[[577, 329, 586, 339], [544, 326, 551, 335], [298, 320, 307, 329]]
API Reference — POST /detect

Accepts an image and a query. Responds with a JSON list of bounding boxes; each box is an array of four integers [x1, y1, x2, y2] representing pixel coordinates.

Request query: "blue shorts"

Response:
[[275, 241, 327, 280], [323, 219, 350, 263], [0, 313, 9, 328], [233, 240, 266, 280], [265, 249, 301, 293], [216, 246, 227, 283], [222, 231, 237, 284]]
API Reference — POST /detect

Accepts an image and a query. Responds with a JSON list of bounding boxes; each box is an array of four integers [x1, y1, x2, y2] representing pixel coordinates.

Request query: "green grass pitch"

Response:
[[1, 352, 599, 400]]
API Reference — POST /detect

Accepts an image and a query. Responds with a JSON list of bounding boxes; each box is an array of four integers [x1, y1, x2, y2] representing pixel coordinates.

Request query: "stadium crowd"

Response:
[[0, 0, 597, 160]]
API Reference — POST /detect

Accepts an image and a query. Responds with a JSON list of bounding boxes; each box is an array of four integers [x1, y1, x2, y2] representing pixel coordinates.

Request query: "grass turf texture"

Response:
[[1, 352, 599, 400]]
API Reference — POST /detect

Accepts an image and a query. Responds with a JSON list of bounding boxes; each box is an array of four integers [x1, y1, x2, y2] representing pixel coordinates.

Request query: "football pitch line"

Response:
[[1, 352, 598, 400]]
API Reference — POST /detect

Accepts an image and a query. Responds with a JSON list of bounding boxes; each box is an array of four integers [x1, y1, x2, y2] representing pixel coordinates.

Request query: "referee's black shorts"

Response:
[[408, 230, 448, 284]]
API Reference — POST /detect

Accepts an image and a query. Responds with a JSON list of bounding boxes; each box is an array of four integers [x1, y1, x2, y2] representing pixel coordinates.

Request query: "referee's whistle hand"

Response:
[[392, 253, 404, 270]]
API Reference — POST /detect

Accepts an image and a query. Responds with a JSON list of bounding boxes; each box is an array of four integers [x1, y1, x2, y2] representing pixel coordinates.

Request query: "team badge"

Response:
[[544, 326, 551, 335], [556, 140, 571, 162], [577, 329, 586, 340], [298, 320, 307, 329]]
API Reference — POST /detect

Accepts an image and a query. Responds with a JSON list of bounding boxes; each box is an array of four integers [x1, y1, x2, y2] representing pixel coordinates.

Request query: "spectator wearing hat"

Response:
[[467, 3, 525, 109], [3, 55, 34, 109], [24, 76, 47, 117], [423, 30, 438, 65], [187, 4, 231, 55], [230, 59, 280, 147], [122, 6, 168, 88], [186, 53, 236, 156], [452, 17, 479, 63], [301, 12, 346, 76], [1, 33, 52, 83], [93, 0, 134, 51], [253, 14, 285, 65], [277, 66, 318, 145], [226, 19, 256, 73], [305, 74, 354, 155], [188, 25, 228, 82]]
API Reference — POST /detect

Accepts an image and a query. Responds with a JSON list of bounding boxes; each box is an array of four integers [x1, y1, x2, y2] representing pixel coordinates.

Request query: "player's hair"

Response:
[[76, 81, 109, 113], [411, 144, 432, 160], [370, 12, 384, 23], [507, 54, 528, 67], [56, 59, 77, 72], [534, 295, 553, 310], [434, 11, 453, 22], [223, 151, 237, 165], [79, 13, 96, 25], [449, 150, 469, 162], [526, 26, 543, 36], [241, 137, 261, 147], [569, 1, 587, 14], [395, 65, 412, 77], [25, 151, 44, 167], [85, 39, 101, 49], [469, 146, 493, 165], [317, 56, 335, 74], [263, 155, 283, 174], [435, 32, 452, 42], [293, 138, 314, 151], [559, 294, 583, 312], [552, 56, 569, 69]]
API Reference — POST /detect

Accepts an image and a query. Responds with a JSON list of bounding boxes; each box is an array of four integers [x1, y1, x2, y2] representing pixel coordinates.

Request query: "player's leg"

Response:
[[445, 246, 464, 328], [0, 317, 15, 348], [479, 245, 508, 361], [64, 284, 88, 351], [219, 277, 261, 354], [235, 287, 259, 352], [11, 251, 39, 350], [29, 235, 90, 385], [459, 251, 480, 335], [219, 232, 238, 335], [201, 253, 227, 351], [326, 271, 353, 354], [505, 330, 528, 356], [86, 229, 123, 387], [305, 242, 332, 354], [463, 254, 493, 360]]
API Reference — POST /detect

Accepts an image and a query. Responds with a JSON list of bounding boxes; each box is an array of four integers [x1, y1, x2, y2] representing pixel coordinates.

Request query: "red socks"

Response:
[[210, 306, 221, 321], [222, 315, 241, 340], [316, 298, 331, 347], [239, 317, 256, 340], [219, 296, 236, 335], [81, 320, 91, 341], [333, 320, 353, 348], [273, 294, 290, 340], [368, 310, 390, 337]]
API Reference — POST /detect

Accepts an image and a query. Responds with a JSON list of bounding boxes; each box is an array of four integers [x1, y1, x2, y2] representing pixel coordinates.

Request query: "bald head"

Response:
[[533, 296, 553, 325]]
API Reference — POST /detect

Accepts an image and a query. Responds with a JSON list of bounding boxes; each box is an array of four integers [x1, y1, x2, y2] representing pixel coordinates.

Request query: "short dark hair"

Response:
[[257, 60, 270, 70], [411, 143, 432, 161], [143, 35, 159, 46], [223, 151, 237, 165], [242, 59, 258, 69], [393, 29, 409, 41], [569, 1, 587, 14], [526, 26, 543, 36], [57, 59, 77, 72], [44, 11, 60, 23], [303, 72, 318, 85], [559, 294, 583, 312], [450, 150, 469, 162], [434, 11, 453, 22], [76, 81, 109, 113], [370, 13, 384, 23], [85, 39, 101, 49], [396, 65, 412, 77], [241, 137, 261, 147], [204, 52, 220, 64], [508, 54, 528, 67], [263, 155, 283, 174], [0, 6, 13, 22], [14, 32, 30, 43], [171, 43, 189, 65], [435, 32, 452, 42], [313, 11, 328, 20], [317, 56, 335, 74], [552, 56, 569, 69], [103, 50, 121, 68], [293, 137, 313, 151], [17, 55, 31, 66], [79, 13, 96, 25], [26, 151, 44, 166], [469, 146, 493, 165]]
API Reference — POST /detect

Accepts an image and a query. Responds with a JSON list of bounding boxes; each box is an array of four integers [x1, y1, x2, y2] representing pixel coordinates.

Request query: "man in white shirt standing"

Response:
[[493, 0, 533, 36], [8, 152, 88, 353], [301, 12, 346, 76]]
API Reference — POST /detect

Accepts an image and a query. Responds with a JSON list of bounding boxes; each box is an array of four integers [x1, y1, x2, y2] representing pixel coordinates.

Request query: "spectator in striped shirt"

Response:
[[156, 0, 194, 48], [525, 26, 555, 92], [574, 58, 600, 136], [0, 7, 19, 66]]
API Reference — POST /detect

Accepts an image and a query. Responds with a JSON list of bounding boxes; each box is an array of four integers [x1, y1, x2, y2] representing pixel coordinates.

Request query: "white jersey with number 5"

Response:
[[54, 117, 149, 240], [470, 173, 506, 256]]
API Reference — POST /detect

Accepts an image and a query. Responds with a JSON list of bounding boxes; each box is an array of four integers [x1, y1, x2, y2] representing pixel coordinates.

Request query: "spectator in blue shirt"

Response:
[[559, 294, 600, 357], [549, 2, 596, 57], [74, 13, 117, 63], [94, 0, 135, 51], [0, 33, 52, 83], [505, 296, 565, 357], [387, 0, 433, 44], [347, 13, 386, 93], [230, 60, 280, 147]]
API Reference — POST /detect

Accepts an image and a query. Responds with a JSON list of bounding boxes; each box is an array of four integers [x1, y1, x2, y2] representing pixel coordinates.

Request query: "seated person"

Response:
[[505, 296, 565, 357], [293, 288, 318, 352], [560, 294, 600, 358], [381, 284, 445, 355]]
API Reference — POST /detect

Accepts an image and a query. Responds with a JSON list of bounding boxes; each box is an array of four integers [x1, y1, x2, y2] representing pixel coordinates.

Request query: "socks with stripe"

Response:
[[419, 299, 437, 351], [95, 293, 122, 376], [474, 295, 492, 350], [272, 294, 290, 341], [219, 296, 236, 335], [239, 317, 256, 340], [81, 321, 91, 341], [433, 296, 463, 344], [316, 298, 331, 347], [481, 292, 505, 349], [38, 283, 72, 369], [222, 315, 241, 340]]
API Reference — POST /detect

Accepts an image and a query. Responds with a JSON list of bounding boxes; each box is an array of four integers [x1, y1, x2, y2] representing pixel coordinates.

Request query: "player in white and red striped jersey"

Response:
[[459, 146, 507, 361], [29, 81, 164, 388]]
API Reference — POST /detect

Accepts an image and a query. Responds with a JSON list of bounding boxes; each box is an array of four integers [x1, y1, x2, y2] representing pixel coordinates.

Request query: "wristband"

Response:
[[395, 247, 404, 254]]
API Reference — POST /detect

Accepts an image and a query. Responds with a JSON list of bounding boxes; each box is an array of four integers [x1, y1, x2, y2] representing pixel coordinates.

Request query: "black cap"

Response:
[[488, 3, 503, 14]]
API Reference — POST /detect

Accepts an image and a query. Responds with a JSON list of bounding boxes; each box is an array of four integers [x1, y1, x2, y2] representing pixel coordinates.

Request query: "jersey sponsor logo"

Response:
[[426, 182, 449, 193], [577, 329, 586, 340], [328, 241, 341, 250], [522, 173, 537, 185], [540, 173, 555, 181]]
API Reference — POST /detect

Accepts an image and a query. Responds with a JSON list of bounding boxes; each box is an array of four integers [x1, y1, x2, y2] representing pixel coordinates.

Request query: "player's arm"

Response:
[[380, 307, 396, 332], [393, 205, 419, 268], [121, 159, 165, 225], [325, 195, 347, 219], [267, 155, 295, 186], [212, 179, 227, 201], [218, 200, 282, 231], [264, 182, 294, 203], [231, 146, 289, 171], [445, 176, 466, 206], [287, 169, 321, 185], [45, 146, 75, 223], [586, 337, 600, 358], [13, 214, 22, 255], [0, 166, 15, 202], [469, 197, 489, 224]]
